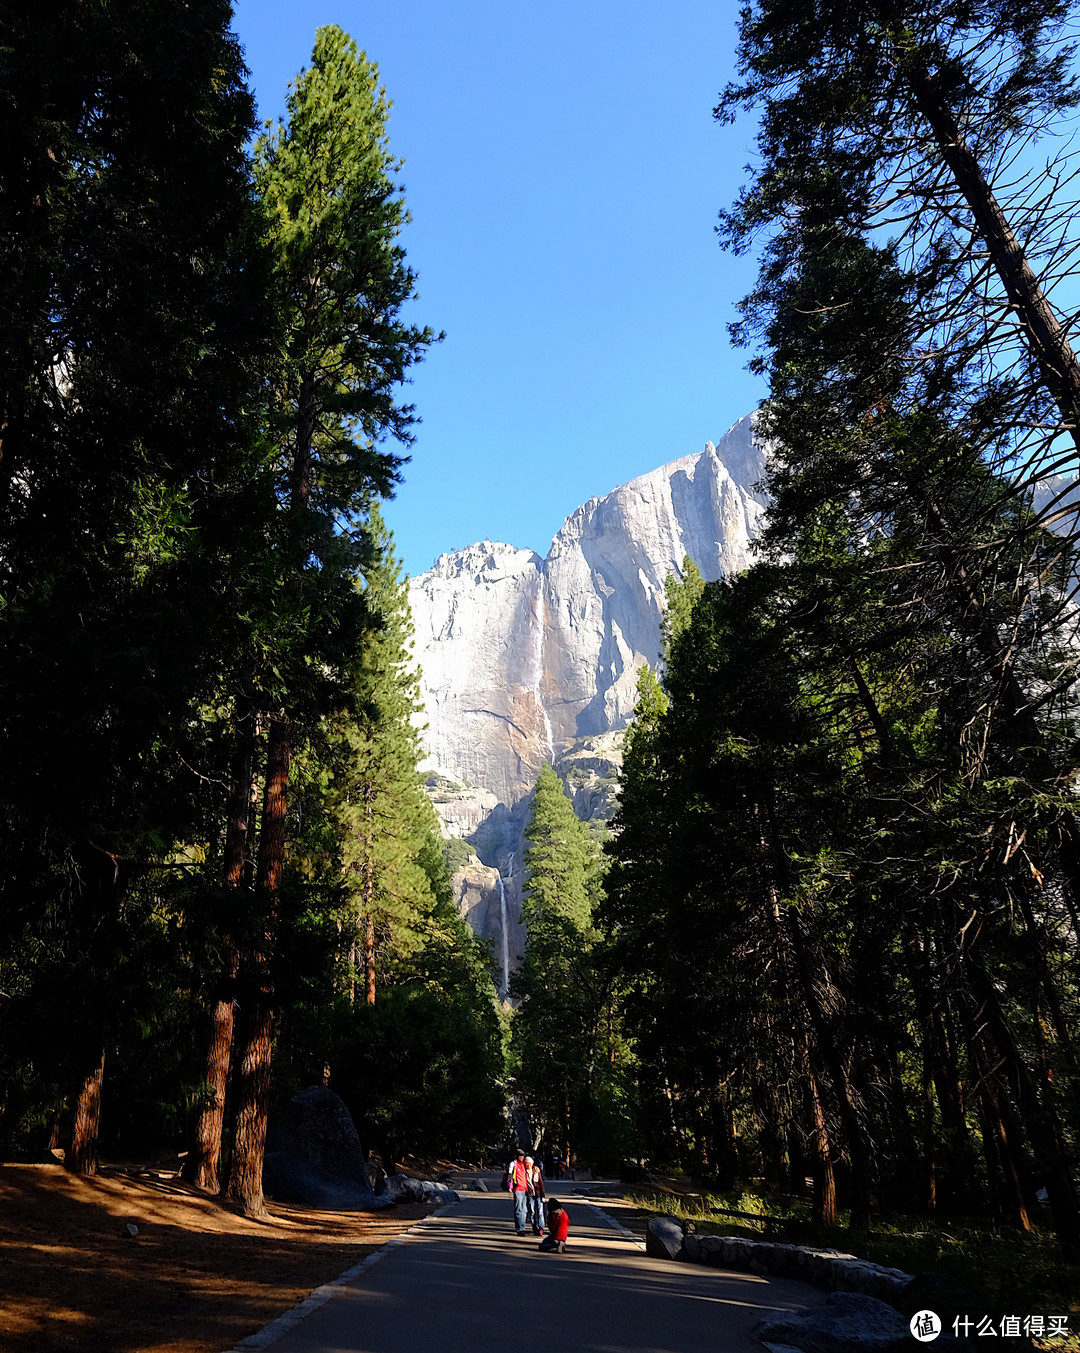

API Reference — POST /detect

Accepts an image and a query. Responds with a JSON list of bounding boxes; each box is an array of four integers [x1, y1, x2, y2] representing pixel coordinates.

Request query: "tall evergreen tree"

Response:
[[222, 27, 436, 1214], [718, 0, 1080, 487], [329, 507, 444, 1005], [0, 0, 269, 1174], [512, 765, 609, 1160]]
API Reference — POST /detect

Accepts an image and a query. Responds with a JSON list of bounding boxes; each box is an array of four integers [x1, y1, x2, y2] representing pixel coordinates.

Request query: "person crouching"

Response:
[[538, 1198, 569, 1253]]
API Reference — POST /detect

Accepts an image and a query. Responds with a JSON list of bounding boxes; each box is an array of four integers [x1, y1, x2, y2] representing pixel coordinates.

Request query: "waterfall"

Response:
[[497, 873, 511, 997], [529, 571, 555, 760]]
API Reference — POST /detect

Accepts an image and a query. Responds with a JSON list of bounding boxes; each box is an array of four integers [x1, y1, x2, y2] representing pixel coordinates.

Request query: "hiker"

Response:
[[538, 1198, 569, 1253], [526, 1155, 545, 1235], [505, 1148, 530, 1234]]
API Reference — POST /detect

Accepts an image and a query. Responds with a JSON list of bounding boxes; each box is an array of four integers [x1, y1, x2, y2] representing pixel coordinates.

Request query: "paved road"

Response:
[[254, 1186, 824, 1353]]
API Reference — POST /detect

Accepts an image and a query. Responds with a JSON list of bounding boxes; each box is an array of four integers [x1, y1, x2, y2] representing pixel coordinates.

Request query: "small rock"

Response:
[[123, 1223, 139, 1239]]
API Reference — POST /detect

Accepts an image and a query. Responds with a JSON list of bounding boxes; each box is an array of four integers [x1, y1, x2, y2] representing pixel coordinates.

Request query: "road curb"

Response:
[[586, 1201, 647, 1250], [228, 1201, 458, 1351]]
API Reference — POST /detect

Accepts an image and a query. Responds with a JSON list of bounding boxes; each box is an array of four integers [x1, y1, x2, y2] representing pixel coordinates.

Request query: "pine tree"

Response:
[[719, 0, 1080, 486], [329, 507, 442, 1005], [222, 25, 435, 1215], [660, 556, 705, 664], [0, 0, 269, 1174], [512, 765, 607, 1160]]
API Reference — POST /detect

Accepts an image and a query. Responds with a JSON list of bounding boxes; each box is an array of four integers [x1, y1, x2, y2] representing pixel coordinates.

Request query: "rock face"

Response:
[[408, 414, 767, 961], [410, 415, 765, 818], [451, 853, 526, 998]]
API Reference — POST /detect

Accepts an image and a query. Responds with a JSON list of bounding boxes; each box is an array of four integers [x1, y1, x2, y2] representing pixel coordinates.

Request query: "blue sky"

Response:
[[233, 1, 766, 577]]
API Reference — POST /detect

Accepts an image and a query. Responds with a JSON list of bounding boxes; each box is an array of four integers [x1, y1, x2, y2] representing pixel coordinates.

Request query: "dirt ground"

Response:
[[0, 1161, 432, 1353]]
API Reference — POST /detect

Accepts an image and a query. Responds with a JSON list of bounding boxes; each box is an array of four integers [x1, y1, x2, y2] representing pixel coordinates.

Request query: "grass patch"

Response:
[[627, 1186, 1080, 1320]]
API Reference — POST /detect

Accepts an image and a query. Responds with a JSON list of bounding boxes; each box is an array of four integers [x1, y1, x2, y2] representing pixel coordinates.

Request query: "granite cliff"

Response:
[[408, 413, 767, 986]]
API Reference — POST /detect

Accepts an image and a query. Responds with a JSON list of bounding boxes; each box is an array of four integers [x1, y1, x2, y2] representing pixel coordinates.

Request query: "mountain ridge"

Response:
[[407, 412, 766, 987]]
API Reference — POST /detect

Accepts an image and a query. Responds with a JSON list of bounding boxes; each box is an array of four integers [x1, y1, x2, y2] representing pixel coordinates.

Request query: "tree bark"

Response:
[[803, 1041, 838, 1226], [965, 952, 1080, 1255], [759, 795, 875, 1229], [893, 35, 1080, 453], [185, 973, 236, 1193], [362, 782, 377, 1005], [363, 913, 376, 1007], [223, 713, 290, 1216], [184, 743, 253, 1191], [954, 981, 1032, 1231], [68, 1047, 106, 1176], [222, 997, 274, 1215]]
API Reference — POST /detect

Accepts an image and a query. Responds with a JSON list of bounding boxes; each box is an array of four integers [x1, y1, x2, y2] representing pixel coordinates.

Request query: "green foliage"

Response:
[[511, 765, 638, 1169], [0, 0, 272, 1157], [643, 1187, 1078, 1316], [254, 24, 438, 530], [326, 510, 443, 983], [442, 837, 478, 874], [0, 12, 500, 1179], [660, 556, 705, 664]]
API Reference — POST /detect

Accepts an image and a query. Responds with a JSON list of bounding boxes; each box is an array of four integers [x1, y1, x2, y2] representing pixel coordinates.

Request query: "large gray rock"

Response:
[[755, 1291, 910, 1353], [645, 1216, 686, 1261], [262, 1151, 391, 1210], [266, 1086, 368, 1184]]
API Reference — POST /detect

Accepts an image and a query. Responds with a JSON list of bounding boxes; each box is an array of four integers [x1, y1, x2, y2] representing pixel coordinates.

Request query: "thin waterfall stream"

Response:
[[497, 876, 510, 997], [496, 851, 516, 998]]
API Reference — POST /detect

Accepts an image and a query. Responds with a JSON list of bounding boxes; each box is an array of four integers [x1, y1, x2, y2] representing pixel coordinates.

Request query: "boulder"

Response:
[[266, 1086, 368, 1184], [262, 1151, 392, 1210], [645, 1216, 685, 1261], [387, 1174, 425, 1202], [755, 1291, 910, 1353]]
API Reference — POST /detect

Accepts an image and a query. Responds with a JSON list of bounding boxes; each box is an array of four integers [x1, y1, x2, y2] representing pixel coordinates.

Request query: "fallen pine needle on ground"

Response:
[[0, 1161, 432, 1353]]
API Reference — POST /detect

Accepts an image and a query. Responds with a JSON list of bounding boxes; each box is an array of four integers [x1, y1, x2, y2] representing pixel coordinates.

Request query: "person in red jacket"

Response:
[[538, 1199, 569, 1253]]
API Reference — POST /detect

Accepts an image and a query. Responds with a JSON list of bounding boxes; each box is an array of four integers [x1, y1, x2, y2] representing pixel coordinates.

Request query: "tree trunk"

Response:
[[966, 952, 1080, 1255], [954, 983, 1032, 1231], [185, 976, 236, 1192], [68, 1047, 106, 1176], [364, 913, 376, 1007], [223, 713, 289, 1216], [895, 38, 1080, 455], [362, 783, 376, 1005], [222, 998, 274, 1215], [184, 743, 253, 1190], [803, 1042, 838, 1226]]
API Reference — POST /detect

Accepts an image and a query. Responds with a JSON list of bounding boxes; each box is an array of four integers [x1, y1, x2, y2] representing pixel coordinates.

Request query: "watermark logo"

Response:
[[910, 1310, 942, 1342]]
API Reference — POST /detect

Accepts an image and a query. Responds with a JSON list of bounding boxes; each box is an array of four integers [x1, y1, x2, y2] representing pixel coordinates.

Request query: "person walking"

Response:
[[526, 1155, 546, 1235], [506, 1148, 530, 1234]]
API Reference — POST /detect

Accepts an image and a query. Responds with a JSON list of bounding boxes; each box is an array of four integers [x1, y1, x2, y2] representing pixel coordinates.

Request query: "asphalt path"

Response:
[[250, 1182, 824, 1353]]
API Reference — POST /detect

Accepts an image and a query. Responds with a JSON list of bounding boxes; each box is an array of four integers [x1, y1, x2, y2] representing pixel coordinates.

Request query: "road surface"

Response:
[[245, 1183, 823, 1353]]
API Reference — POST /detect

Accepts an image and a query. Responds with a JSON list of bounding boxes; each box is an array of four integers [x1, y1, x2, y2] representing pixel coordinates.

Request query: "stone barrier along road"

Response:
[[247, 1189, 825, 1353]]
